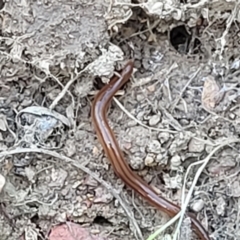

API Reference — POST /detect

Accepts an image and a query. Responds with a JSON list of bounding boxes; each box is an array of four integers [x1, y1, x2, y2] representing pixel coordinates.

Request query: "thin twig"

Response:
[[49, 66, 89, 110], [217, 1, 239, 57], [113, 97, 177, 133], [171, 67, 201, 112]]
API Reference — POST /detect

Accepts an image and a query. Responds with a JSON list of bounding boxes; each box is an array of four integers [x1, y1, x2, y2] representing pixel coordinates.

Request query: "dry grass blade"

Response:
[[113, 97, 177, 133]]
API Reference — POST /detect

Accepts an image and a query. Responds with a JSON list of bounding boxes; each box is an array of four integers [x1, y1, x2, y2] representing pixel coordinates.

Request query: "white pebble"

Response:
[[191, 199, 205, 212], [149, 115, 161, 126], [188, 138, 205, 153]]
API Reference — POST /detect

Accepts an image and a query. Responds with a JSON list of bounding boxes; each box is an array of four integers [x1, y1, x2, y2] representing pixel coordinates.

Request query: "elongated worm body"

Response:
[[91, 60, 210, 240]]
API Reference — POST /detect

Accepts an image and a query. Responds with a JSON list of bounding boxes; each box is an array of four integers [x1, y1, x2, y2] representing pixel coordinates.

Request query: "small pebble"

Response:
[[205, 145, 214, 154], [25, 167, 36, 182], [170, 154, 181, 170], [130, 156, 144, 170], [144, 153, 156, 166], [215, 196, 226, 216], [156, 153, 168, 165], [229, 180, 240, 197], [149, 114, 161, 126], [229, 112, 236, 120], [158, 132, 170, 144], [64, 139, 76, 157], [21, 99, 32, 107], [136, 94, 145, 102], [24, 89, 32, 97], [188, 138, 205, 153], [146, 140, 161, 154], [127, 120, 138, 127], [179, 118, 190, 126], [147, 84, 156, 92], [136, 111, 145, 120], [191, 199, 205, 212], [92, 146, 100, 157]]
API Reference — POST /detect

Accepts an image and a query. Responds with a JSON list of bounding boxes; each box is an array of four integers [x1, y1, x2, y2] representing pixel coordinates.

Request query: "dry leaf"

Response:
[[201, 75, 224, 110], [16, 106, 71, 127], [49, 222, 106, 240]]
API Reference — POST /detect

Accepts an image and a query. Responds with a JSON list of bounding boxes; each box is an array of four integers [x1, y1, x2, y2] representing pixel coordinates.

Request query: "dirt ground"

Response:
[[0, 1, 240, 240]]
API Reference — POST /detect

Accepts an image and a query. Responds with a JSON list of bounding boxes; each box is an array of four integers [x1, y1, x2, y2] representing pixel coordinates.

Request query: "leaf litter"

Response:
[[0, 0, 240, 240]]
